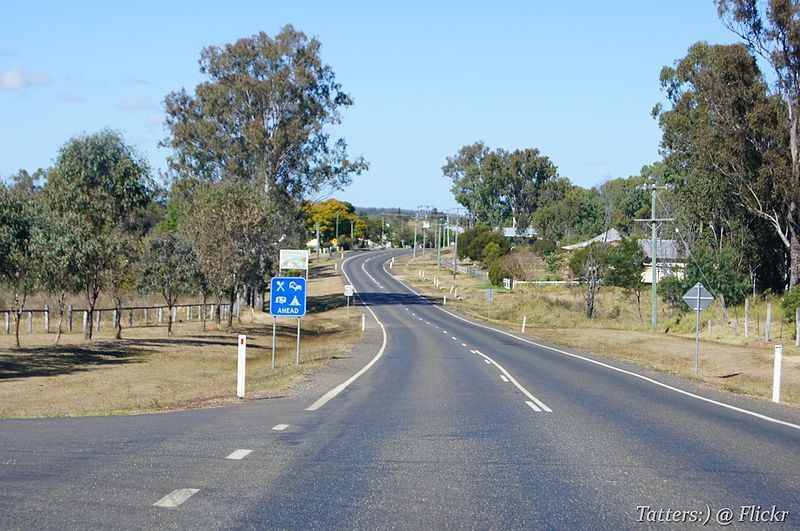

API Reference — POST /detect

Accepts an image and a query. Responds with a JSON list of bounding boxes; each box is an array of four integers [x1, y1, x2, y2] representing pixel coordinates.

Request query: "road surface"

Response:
[[1, 249, 799, 528]]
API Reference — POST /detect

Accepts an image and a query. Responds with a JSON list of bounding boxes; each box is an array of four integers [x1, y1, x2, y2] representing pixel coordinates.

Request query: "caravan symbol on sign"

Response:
[[270, 276, 307, 317]]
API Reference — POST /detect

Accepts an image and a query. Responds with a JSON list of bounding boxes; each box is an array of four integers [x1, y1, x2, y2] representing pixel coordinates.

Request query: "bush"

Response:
[[658, 275, 686, 311], [488, 258, 512, 287], [781, 285, 800, 324], [532, 238, 558, 256], [482, 242, 502, 265], [458, 224, 509, 261]]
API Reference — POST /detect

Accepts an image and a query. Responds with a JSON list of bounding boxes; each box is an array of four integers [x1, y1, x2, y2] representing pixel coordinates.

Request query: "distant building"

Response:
[[502, 227, 537, 239], [639, 239, 687, 283], [560, 228, 623, 251]]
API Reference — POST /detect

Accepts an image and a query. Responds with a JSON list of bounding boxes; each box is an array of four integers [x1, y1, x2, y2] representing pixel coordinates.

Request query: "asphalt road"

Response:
[[1, 249, 799, 529]]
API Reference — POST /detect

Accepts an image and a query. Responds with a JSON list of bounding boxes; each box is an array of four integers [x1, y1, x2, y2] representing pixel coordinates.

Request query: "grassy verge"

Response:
[[394, 251, 800, 406], [0, 257, 361, 418]]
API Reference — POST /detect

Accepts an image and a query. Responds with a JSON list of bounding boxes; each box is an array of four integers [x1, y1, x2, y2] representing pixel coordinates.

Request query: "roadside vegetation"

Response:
[[394, 251, 799, 406], [0, 258, 360, 418]]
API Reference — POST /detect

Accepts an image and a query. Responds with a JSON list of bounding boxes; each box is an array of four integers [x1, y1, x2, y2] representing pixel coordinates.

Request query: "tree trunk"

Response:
[[790, 206, 800, 289], [85, 290, 99, 340], [201, 292, 207, 332], [114, 296, 123, 340], [13, 310, 21, 348], [167, 303, 174, 336], [227, 287, 235, 328], [54, 291, 66, 345], [13, 288, 26, 348]]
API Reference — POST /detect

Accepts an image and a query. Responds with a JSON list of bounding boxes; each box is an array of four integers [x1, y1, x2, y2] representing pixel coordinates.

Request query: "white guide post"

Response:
[[237, 335, 247, 398], [772, 344, 782, 403]]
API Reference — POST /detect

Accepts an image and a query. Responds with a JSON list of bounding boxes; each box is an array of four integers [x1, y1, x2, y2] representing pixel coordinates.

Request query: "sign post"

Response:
[[682, 282, 715, 375], [344, 284, 354, 317], [270, 276, 307, 366], [486, 288, 494, 321]]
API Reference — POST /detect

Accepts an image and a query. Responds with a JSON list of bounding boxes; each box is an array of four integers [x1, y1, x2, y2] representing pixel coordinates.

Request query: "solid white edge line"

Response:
[[153, 488, 199, 508], [306, 252, 391, 411], [226, 449, 253, 460], [475, 349, 552, 412], [387, 267, 800, 432], [271, 424, 290, 431]]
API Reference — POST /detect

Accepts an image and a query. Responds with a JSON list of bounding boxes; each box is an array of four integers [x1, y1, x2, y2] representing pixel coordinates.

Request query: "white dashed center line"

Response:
[[473, 349, 552, 413], [272, 424, 290, 431], [462, 343, 468, 347], [500, 375, 509, 383], [452, 336, 457, 341], [154, 488, 199, 508], [226, 449, 253, 460]]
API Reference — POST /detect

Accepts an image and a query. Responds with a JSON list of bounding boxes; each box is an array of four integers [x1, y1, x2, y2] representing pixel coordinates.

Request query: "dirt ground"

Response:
[[394, 252, 800, 406], [0, 257, 361, 418]]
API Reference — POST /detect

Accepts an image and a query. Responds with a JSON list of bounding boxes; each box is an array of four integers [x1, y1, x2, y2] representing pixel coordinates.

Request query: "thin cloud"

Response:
[[0, 49, 19, 57], [0, 67, 51, 91], [56, 91, 84, 103], [146, 112, 163, 127], [583, 158, 609, 167], [125, 77, 150, 85], [119, 95, 156, 111]]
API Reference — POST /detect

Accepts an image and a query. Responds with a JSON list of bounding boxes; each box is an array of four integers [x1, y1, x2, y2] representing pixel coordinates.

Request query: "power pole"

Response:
[[636, 184, 673, 333]]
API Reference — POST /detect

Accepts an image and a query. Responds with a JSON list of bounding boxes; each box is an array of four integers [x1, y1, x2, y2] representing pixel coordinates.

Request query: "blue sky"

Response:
[[1, 1, 737, 210]]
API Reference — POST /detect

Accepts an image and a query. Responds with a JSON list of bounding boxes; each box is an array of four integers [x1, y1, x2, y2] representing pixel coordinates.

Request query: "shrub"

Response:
[[781, 284, 800, 324], [482, 242, 502, 265], [488, 258, 512, 287], [658, 275, 686, 311]]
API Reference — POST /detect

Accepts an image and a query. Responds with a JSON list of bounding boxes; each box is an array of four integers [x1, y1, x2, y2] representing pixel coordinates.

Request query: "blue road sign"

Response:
[[270, 276, 307, 317]]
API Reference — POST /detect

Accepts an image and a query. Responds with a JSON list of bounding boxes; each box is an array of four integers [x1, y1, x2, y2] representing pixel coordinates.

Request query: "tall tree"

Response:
[[137, 232, 201, 336], [180, 181, 280, 327], [655, 41, 789, 291], [44, 130, 154, 339], [443, 142, 558, 227], [163, 26, 367, 204], [713, 1, 800, 287], [0, 186, 39, 347]]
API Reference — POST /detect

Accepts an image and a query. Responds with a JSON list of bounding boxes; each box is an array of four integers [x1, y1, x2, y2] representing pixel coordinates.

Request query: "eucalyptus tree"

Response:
[[44, 129, 154, 339], [708, 1, 800, 287], [655, 41, 788, 291], [31, 210, 84, 344], [180, 181, 280, 328], [0, 186, 39, 346], [137, 231, 201, 336], [163, 25, 367, 206], [443, 143, 558, 228]]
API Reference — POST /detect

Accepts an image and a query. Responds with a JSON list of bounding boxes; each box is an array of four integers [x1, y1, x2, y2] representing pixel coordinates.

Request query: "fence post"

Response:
[[44, 304, 50, 333], [83, 311, 88, 333], [158, 307, 163, 323], [4, 311, 9, 334], [796, 308, 799, 348], [522, 315, 527, 334], [28, 311, 32, 333], [707, 320, 712, 334], [766, 303, 772, 342], [744, 298, 750, 338], [144, 308, 148, 325], [172, 306, 177, 323], [112, 309, 118, 330], [67, 305, 73, 332], [96, 310, 101, 332], [186, 305, 191, 321]]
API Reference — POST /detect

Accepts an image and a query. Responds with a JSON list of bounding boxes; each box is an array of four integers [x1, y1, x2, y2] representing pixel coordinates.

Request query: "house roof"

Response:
[[502, 227, 536, 238], [639, 239, 687, 261], [561, 228, 622, 250]]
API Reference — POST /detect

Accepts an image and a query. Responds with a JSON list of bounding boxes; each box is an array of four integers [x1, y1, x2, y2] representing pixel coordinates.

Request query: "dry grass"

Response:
[[0, 257, 361, 418], [395, 251, 800, 406]]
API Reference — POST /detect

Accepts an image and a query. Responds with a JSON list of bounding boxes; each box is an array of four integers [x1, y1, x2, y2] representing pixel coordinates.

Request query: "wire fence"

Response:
[[2, 301, 237, 336]]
